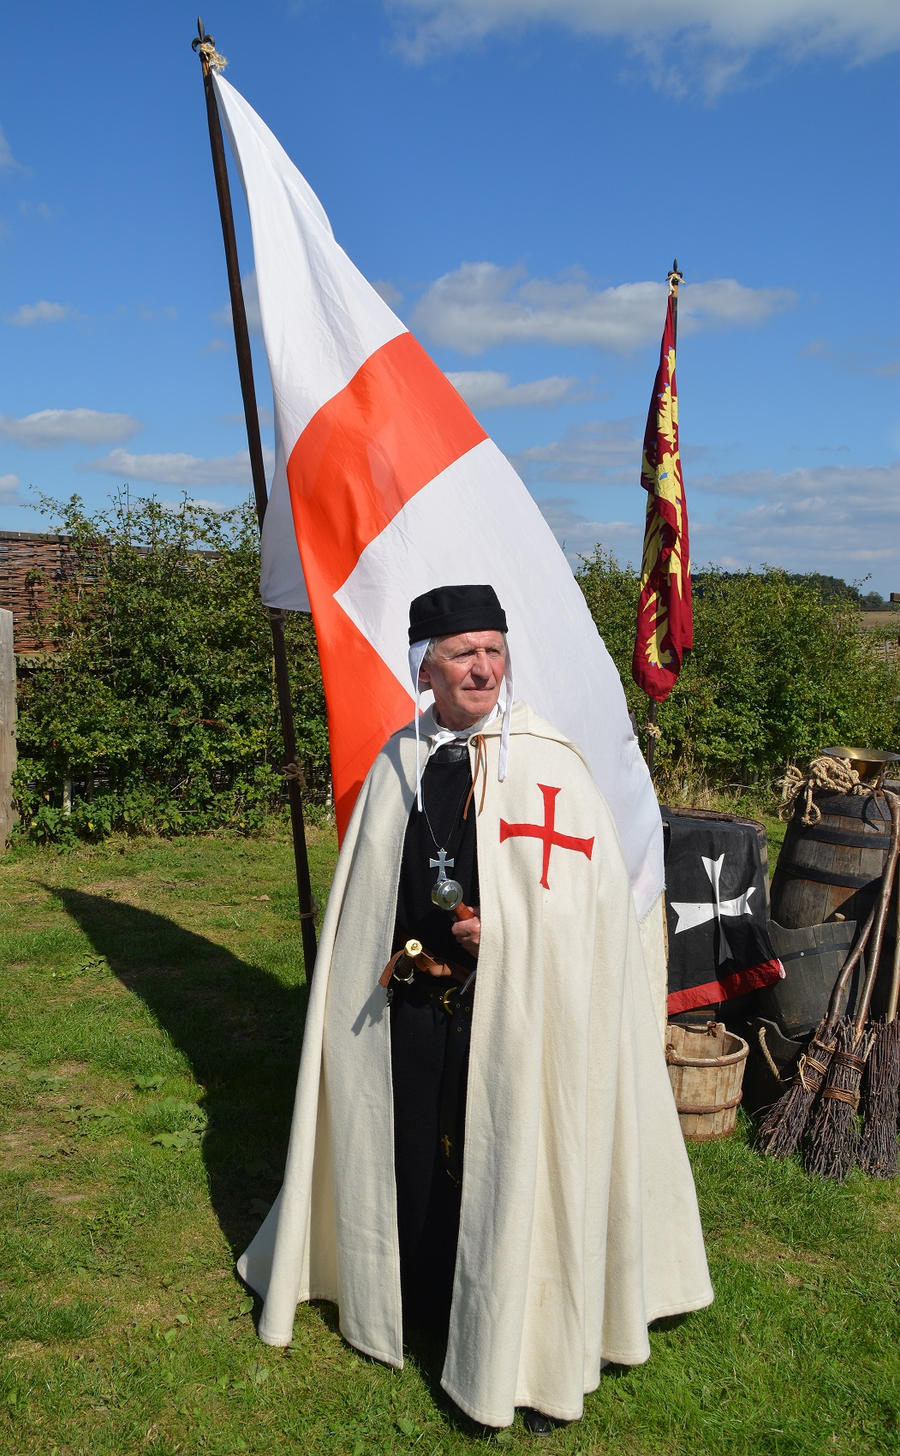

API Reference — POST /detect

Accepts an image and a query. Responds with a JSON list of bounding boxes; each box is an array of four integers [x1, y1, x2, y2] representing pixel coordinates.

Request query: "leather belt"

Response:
[[379, 938, 470, 988]]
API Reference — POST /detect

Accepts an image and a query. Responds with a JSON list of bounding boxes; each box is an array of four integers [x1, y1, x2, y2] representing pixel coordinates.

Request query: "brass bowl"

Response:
[[821, 746, 900, 781]]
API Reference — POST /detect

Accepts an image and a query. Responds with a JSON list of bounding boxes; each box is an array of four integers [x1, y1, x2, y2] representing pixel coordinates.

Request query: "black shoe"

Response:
[[522, 1407, 556, 1436]]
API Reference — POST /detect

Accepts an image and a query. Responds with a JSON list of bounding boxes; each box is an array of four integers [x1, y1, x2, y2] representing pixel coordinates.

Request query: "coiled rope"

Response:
[[195, 39, 227, 72], [778, 755, 867, 826]]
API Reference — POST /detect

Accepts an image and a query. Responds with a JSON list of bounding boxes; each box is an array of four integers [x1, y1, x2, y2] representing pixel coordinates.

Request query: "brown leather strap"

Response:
[[378, 943, 470, 988], [379, 948, 408, 988], [408, 946, 470, 980]]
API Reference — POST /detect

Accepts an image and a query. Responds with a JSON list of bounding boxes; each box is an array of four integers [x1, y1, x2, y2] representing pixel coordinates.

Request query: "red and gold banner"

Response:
[[632, 291, 692, 702]]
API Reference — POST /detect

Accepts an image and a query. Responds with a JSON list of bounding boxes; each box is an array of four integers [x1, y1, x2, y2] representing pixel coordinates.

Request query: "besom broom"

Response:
[[803, 790, 900, 1181], [858, 803, 900, 1179], [757, 790, 900, 1160]]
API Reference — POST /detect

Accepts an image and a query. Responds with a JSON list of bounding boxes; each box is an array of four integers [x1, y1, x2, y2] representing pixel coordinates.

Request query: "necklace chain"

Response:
[[420, 747, 472, 858]]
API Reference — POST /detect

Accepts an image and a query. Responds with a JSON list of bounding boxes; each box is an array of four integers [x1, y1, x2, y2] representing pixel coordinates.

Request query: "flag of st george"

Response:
[[213, 72, 664, 918], [632, 292, 692, 702]]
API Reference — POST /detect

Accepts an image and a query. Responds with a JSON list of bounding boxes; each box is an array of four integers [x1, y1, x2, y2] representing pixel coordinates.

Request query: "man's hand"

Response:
[[451, 909, 481, 956]]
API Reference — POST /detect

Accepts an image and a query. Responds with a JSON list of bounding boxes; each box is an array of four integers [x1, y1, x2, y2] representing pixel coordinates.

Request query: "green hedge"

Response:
[[577, 549, 900, 800], [13, 495, 329, 843], [15, 500, 899, 843]]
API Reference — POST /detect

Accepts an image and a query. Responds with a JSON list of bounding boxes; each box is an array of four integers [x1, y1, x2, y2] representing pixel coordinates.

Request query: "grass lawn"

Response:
[[0, 827, 897, 1455]]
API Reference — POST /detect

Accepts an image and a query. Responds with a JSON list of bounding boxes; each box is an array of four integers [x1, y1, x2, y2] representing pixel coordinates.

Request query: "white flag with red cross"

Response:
[[213, 72, 663, 919]]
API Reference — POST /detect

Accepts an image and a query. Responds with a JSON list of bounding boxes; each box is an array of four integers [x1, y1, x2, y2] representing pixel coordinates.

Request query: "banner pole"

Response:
[[641, 259, 685, 779], [192, 20, 318, 980], [645, 699, 658, 776], [669, 257, 681, 340]]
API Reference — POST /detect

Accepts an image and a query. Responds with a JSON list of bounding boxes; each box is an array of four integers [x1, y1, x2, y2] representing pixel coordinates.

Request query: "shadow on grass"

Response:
[[48, 888, 518, 1423], [49, 887, 306, 1259]]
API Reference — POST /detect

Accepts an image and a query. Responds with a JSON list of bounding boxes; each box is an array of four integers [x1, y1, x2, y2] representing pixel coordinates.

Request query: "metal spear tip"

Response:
[[192, 17, 214, 51]]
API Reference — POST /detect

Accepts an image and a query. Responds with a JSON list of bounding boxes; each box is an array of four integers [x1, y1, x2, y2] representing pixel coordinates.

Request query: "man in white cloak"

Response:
[[238, 584, 713, 1432]]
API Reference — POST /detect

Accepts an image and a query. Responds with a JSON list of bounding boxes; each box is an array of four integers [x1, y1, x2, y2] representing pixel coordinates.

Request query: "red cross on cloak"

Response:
[[499, 783, 594, 890]]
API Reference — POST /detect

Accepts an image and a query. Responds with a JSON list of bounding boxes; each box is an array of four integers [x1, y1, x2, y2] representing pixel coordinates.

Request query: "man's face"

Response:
[[419, 630, 506, 730]]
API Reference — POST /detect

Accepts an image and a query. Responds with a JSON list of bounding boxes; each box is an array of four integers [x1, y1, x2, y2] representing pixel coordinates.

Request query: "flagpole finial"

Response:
[[192, 18, 227, 74], [667, 260, 683, 296]]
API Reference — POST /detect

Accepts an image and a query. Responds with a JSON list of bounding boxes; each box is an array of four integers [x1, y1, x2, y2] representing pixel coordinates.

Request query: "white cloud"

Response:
[[678, 280, 797, 331], [225, 406, 275, 427], [412, 264, 794, 355], [161, 497, 231, 514], [137, 305, 178, 323], [513, 418, 640, 482], [800, 334, 900, 377], [373, 278, 405, 308], [390, 2, 900, 96], [0, 409, 140, 448], [212, 270, 261, 333], [692, 461, 899, 506], [5, 300, 74, 327], [85, 447, 274, 489], [0, 473, 21, 502], [687, 461, 900, 585], [0, 124, 22, 172], [512, 454, 900, 586], [446, 369, 579, 408], [537, 496, 642, 566]]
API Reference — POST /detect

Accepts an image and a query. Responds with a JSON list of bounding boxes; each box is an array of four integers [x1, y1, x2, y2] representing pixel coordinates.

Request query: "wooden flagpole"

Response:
[[643, 258, 684, 779], [192, 19, 317, 980], [669, 256, 682, 346]]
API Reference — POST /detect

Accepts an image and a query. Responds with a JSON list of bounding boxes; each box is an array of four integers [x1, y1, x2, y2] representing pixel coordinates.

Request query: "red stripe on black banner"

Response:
[[667, 958, 784, 1016]]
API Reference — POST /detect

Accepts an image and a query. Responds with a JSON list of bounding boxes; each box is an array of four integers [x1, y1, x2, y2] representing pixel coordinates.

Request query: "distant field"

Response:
[[860, 609, 899, 631]]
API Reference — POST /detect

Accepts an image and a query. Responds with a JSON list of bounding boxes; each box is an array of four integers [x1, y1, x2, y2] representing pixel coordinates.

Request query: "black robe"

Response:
[[390, 742, 478, 1331]]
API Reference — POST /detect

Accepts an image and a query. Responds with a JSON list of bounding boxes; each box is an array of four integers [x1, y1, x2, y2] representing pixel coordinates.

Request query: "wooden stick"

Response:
[[803, 792, 900, 1179], [193, 21, 318, 980], [852, 792, 900, 1038]]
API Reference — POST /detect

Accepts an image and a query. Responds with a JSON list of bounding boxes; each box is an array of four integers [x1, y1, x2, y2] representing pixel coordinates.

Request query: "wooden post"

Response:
[[645, 698, 658, 777], [193, 21, 318, 979], [0, 610, 16, 847]]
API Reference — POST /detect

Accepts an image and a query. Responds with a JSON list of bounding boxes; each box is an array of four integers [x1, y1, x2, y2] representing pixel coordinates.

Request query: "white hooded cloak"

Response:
[[239, 702, 712, 1427]]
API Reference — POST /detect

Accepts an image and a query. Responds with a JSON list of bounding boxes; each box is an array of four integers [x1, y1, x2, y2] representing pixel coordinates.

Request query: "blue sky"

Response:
[[2, 1, 898, 594]]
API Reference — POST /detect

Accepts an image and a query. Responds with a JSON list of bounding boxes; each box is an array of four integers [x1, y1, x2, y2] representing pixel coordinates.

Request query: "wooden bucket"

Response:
[[665, 1021, 749, 1140]]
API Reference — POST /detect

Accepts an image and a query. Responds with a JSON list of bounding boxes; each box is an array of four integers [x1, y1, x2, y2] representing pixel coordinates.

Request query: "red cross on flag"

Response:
[[212, 73, 664, 920]]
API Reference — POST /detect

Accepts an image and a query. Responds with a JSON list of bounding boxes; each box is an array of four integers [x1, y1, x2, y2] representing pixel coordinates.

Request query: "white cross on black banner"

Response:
[[662, 808, 783, 1017]]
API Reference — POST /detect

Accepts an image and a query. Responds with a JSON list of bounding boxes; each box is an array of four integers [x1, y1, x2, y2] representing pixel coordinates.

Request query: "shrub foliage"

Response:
[[577, 549, 900, 800], [14, 498, 899, 843], [14, 495, 329, 842]]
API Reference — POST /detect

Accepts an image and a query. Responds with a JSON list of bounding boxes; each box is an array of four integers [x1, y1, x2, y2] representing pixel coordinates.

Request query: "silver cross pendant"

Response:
[[429, 849, 455, 881]]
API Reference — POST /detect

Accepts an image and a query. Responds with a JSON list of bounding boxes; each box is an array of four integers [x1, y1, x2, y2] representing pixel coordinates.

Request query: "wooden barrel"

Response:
[[770, 789, 891, 929], [759, 918, 859, 1038], [665, 1021, 749, 1140], [769, 790, 895, 1019]]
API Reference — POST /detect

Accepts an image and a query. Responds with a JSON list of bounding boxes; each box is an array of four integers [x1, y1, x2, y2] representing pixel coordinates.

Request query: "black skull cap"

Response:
[[408, 584, 507, 644]]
